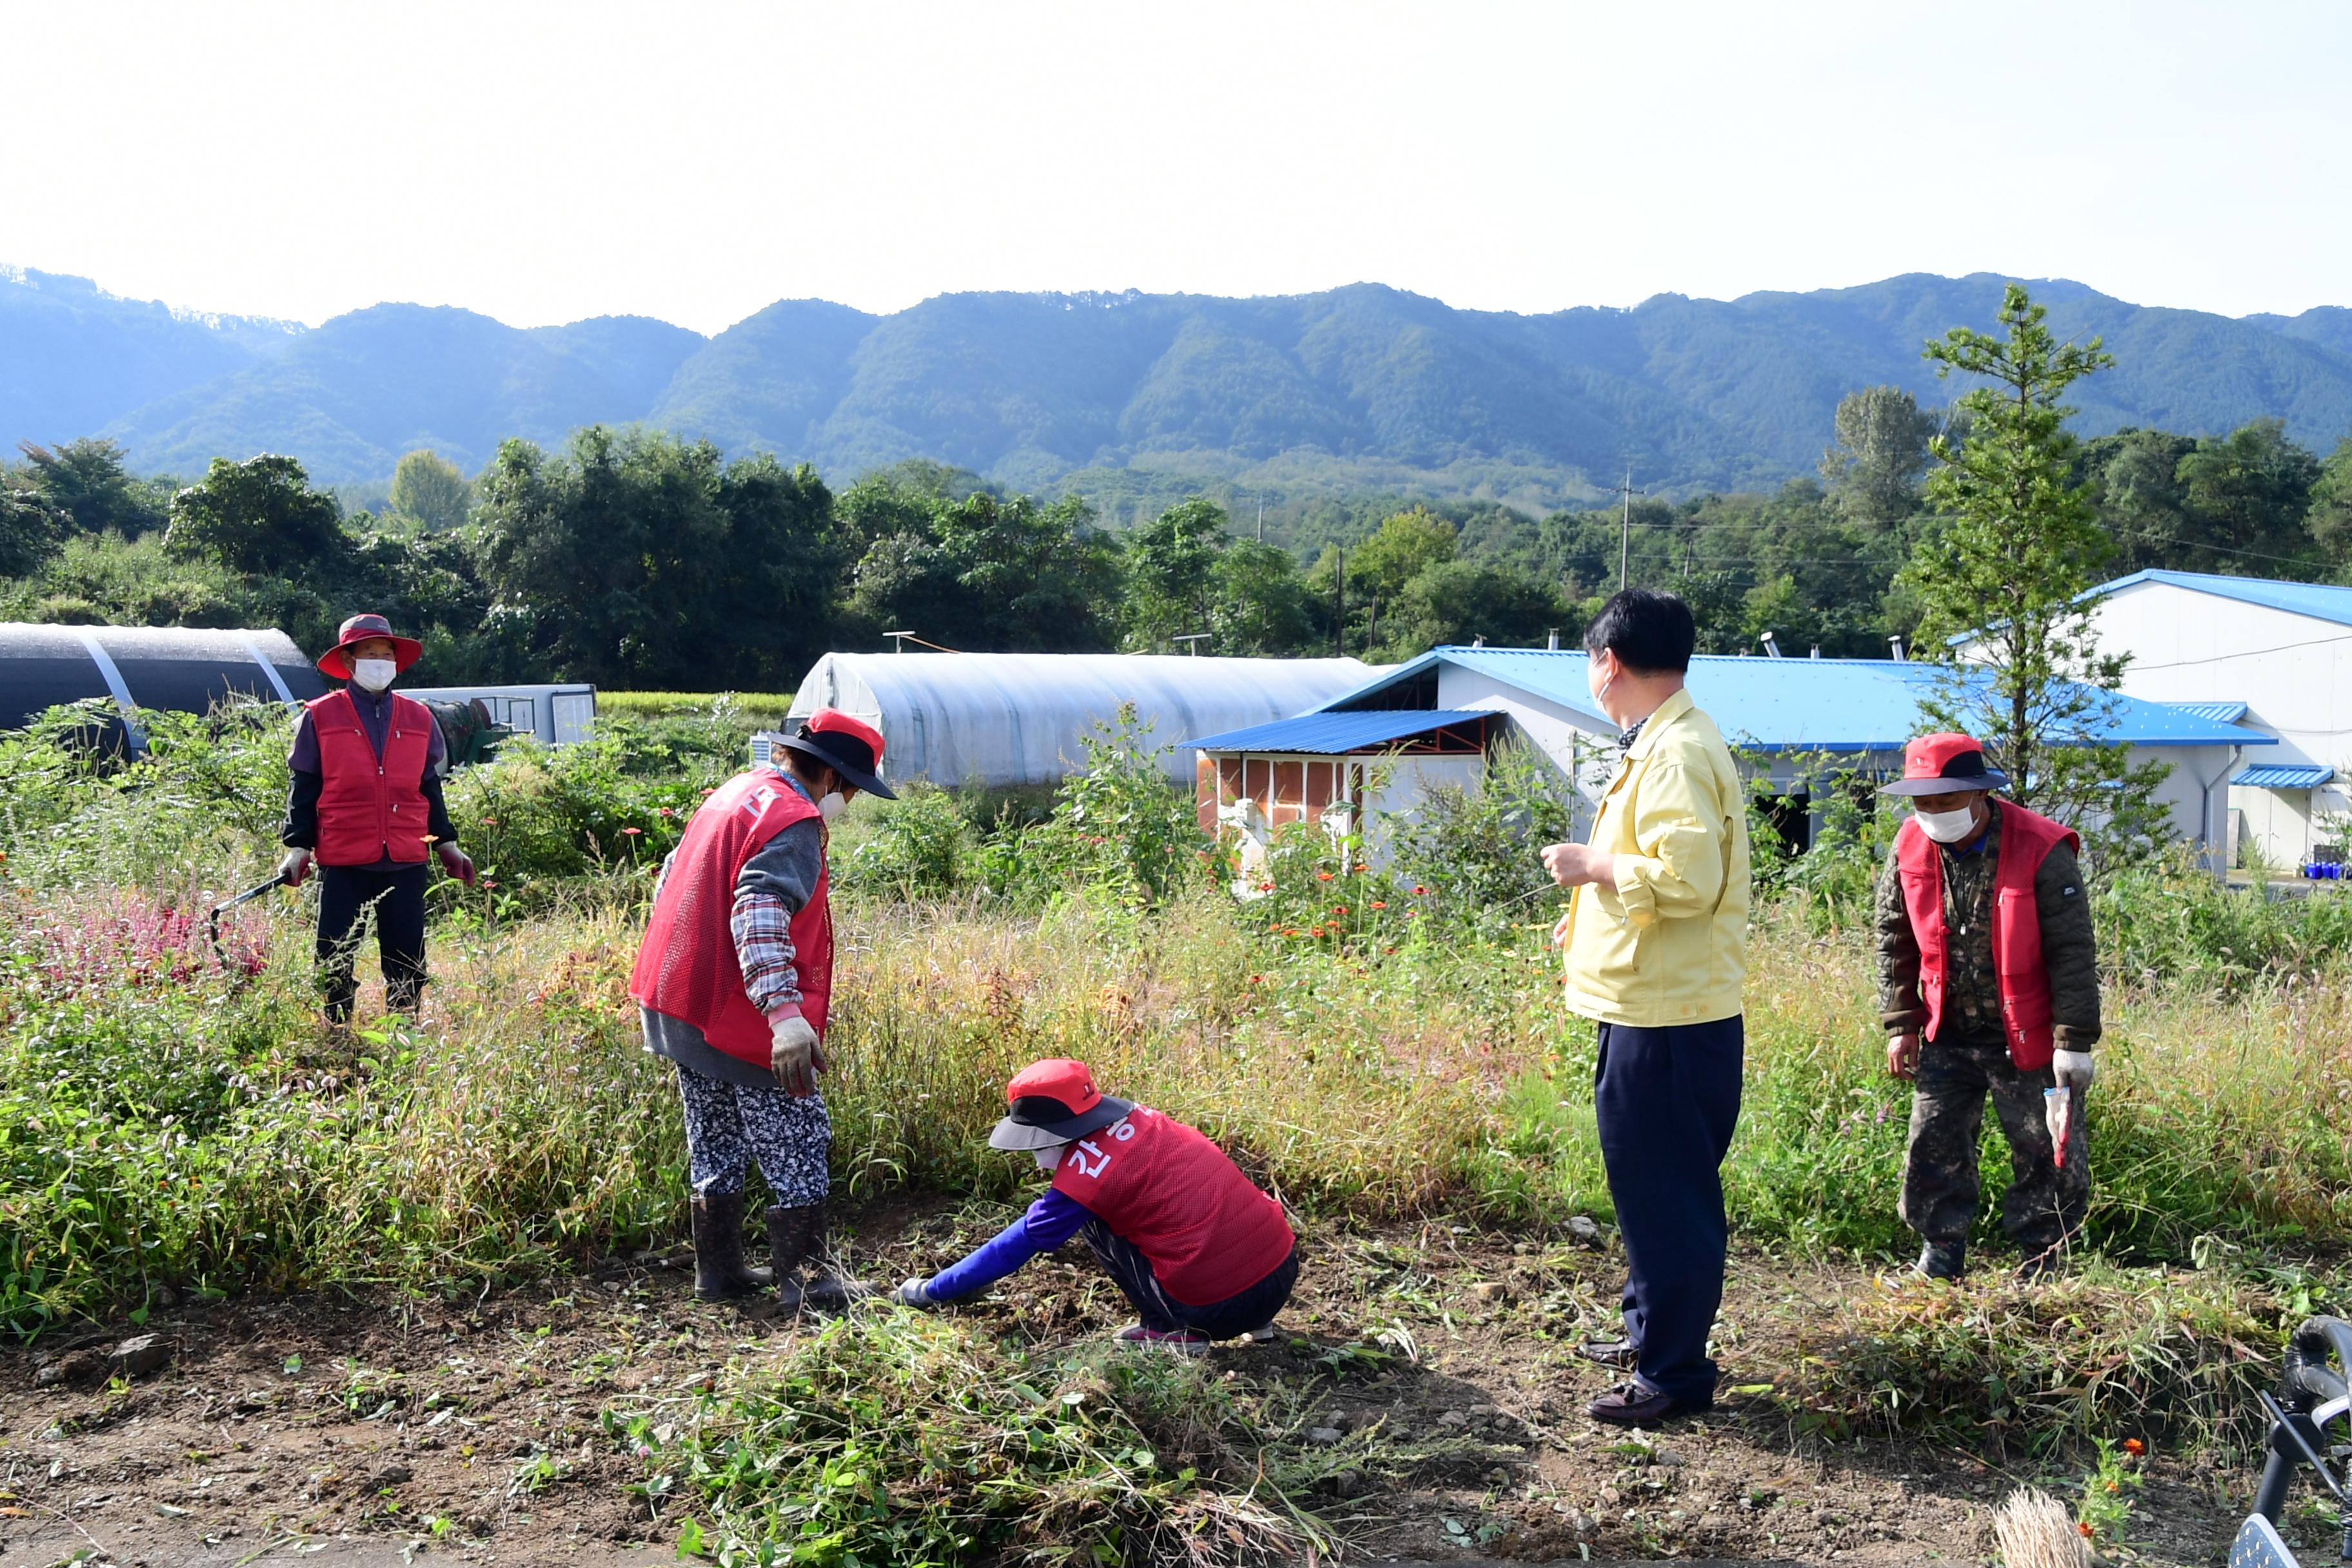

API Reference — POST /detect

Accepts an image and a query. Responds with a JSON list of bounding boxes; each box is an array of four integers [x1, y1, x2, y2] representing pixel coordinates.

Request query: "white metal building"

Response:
[[1181, 646, 2268, 872], [785, 652, 1378, 789], [404, 684, 598, 747], [2060, 571, 2352, 868]]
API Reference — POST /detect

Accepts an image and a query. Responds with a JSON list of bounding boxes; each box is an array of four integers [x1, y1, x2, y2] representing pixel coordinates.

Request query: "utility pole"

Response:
[[1609, 466, 1643, 592], [1334, 546, 1346, 659], [1256, 496, 1265, 543]]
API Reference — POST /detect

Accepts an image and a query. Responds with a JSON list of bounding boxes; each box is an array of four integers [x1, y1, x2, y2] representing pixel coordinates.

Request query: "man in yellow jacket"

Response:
[[1542, 587, 1750, 1426]]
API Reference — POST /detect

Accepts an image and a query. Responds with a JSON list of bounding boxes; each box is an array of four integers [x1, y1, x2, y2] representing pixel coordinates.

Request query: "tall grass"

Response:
[[5, 700, 2350, 1344]]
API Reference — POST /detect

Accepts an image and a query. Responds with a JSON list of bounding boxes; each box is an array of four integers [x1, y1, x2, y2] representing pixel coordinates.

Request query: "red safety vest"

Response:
[[1894, 801, 2078, 1071], [1050, 1105, 1295, 1306], [310, 689, 436, 867], [629, 768, 834, 1070]]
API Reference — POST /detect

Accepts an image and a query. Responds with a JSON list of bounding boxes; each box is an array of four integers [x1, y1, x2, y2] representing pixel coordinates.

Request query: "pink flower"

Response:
[[621, 827, 643, 836]]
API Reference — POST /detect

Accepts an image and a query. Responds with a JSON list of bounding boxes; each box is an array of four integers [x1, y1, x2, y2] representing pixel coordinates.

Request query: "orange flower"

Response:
[[1369, 900, 1387, 910], [1411, 885, 1427, 896], [1331, 905, 1348, 916], [1317, 870, 1335, 881], [2122, 1438, 2144, 1456], [2077, 1524, 2094, 1539], [1258, 881, 1274, 892], [1354, 862, 1368, 872]]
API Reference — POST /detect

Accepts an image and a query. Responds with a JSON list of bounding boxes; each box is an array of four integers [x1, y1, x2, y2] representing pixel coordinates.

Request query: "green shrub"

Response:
[[1389, 738, 1582, 939]]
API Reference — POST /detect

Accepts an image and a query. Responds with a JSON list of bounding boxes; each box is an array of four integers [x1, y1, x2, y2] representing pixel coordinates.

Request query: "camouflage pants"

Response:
[[1899, 1032, 2089, 1253]]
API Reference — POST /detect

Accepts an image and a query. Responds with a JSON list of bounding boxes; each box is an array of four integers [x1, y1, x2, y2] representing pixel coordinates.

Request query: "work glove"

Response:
[[769, 1012, 825, 1097], [893, 1277, 934, 1309], [1886, 1030, 1921, 1081], [436, 842, 477, 887], [277, 847, 313, 888], [2052, 1049, 2095, 1097]]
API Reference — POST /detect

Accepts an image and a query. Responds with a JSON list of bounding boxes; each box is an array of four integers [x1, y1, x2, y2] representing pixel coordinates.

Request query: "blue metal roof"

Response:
[[1183, 709, 1495, 754], [2233, 763, 2335, 789], [2163, 700, 2250, 723], [1318, 648, 2273, 752], [2089, 569, 2352, 629]]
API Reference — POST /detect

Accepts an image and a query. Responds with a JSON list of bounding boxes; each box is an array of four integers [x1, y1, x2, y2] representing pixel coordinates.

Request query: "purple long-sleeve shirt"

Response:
[[919, 1188, 1097, 1301]]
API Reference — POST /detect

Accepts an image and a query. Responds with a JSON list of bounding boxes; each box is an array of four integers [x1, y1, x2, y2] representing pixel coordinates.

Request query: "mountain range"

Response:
[[10, 263, 2352, 505]]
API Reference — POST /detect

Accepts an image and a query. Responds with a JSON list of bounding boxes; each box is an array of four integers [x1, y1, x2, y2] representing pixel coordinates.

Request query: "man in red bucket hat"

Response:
[[889, 1058, 1300, 1354], [630, 709, 894, 1310], [1875, 732, 2099, 1281], [278, 614, 475, 1023]]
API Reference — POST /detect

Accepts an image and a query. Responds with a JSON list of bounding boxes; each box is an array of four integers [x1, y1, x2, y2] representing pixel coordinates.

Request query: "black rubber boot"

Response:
[[2016, 1240, 2066, 1282], [690, 1190, 774, 1300], [766, 1202, 819, 1312], [1916, 1240, 1966, 1280], [794, 1198, 874, 1311]]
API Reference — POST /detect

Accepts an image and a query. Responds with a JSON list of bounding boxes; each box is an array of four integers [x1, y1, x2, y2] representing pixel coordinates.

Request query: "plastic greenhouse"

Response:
[[784, 652, 1380, 789], [0, 622, 323, 749]]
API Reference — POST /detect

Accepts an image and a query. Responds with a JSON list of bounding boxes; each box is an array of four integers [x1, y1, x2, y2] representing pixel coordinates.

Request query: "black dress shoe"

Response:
[[1575, 1337, 1637, 1369], [1915, 1241, 1966, 1280], [1587, 1381, 1707, 1426]]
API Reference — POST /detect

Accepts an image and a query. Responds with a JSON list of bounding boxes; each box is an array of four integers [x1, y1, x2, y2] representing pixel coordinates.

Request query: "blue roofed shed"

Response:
[[1210, 647, 2268, 868]]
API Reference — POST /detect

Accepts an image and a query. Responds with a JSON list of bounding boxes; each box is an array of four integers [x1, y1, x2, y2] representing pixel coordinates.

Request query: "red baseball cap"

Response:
[[773, 707, 896, 799], [988, 1057, 1134, 1149], [1881, 732, 2011, 797]]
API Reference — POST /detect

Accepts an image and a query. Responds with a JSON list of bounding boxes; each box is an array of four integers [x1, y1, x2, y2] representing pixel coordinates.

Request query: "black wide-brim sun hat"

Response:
[[772, 718, 897, 799], [1881, 769, 2010, 797]]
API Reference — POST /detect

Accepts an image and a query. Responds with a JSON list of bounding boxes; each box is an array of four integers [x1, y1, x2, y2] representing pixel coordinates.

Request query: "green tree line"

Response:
[[7, 324, 2352, 689]]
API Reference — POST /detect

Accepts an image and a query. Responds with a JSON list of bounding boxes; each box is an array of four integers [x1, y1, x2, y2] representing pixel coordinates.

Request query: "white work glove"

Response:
[[2052, 1049, 2095, 1096], [277, 848, 313, 888], [893, 1277, 934, 1309], [769, 1013, 825, 1097]]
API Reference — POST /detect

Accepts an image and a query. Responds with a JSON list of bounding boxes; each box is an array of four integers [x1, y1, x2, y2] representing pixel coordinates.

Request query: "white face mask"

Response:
[[350, 658, 397, 693], [1914, 804, 1981, 843], [1032, 1144, 1066, 1172], [816, 790, 847, 823], [1587, 652, 1615, 711]]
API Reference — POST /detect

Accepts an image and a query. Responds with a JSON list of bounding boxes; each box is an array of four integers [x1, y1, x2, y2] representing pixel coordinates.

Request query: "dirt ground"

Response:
[[0, 1199, 2308, 1567]]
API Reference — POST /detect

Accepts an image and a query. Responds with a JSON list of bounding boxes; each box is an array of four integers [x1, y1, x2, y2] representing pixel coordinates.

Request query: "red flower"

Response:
[[2077, 1524, 2094, 1538], [1316, 870, 1335, 881], [2122, 1438, 2144, 1456], [1411, 885, 1427, 896], [658, 807, 675, 818], [621, 826, 644, 836], [1369, 900, 1387, 910], [480, 816, 498, 826], [1331, 905, 1348, 916], [1257, 881, 1274, 892]]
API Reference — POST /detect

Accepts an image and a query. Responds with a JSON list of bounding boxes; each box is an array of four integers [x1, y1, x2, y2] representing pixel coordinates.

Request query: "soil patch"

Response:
[[0, 1199, 2291, 1565]]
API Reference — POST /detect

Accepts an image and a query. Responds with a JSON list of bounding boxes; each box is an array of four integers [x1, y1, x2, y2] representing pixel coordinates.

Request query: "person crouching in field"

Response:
[[1540, 587, 1750, 1426], [1876, 732, 2098, 1282], [629, 709, 895, 1309], [892, 1059, 1301, 1353]]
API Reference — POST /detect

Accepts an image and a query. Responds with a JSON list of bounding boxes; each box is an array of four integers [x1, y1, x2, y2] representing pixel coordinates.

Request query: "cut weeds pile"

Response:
[[3, 1200, 2330, 1567]]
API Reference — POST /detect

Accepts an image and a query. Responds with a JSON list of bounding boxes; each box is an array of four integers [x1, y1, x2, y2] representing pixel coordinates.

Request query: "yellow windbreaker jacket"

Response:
[[1558, 688, 1750, 1028]]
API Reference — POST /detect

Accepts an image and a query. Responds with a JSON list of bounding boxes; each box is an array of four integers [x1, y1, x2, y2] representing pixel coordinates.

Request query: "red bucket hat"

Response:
[[317, 612, 424, 680], [988, 1058, 1134, 1150], [1881, 732, 2012, 797]]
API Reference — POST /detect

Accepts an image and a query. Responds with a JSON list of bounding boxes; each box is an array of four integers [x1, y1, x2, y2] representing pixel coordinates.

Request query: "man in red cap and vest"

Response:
[[1875, 732, 2100, 1280], [629, 709, 894, 1310], [888, 1057, 1300, 1353], [278, 614, 475, 1022]]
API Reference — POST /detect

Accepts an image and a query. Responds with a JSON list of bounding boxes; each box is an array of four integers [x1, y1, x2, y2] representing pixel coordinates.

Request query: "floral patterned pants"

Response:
[[673, 1062, 831, 1206]]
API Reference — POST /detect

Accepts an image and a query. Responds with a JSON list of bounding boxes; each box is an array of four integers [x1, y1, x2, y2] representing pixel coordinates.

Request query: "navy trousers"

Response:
[[1594, 1014, 1744, 1406], [1081, 1220, 1300, 1340]]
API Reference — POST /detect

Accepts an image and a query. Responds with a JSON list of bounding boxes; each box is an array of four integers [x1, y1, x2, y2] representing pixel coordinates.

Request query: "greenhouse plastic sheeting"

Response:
[[0, 622, 322, 733], [787, 652, 1380, 789]]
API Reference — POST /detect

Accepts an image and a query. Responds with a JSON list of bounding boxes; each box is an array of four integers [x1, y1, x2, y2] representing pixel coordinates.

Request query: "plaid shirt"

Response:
[[730, 885, 801, 1015]]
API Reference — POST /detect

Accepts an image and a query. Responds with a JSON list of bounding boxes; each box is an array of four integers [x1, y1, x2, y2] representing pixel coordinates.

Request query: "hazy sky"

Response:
[[5, 1, 2346, 335]]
